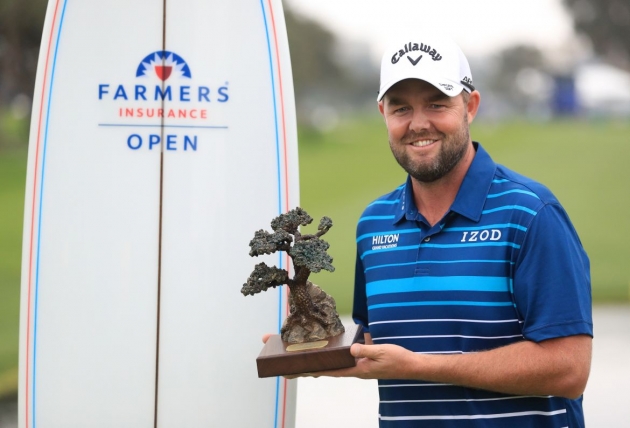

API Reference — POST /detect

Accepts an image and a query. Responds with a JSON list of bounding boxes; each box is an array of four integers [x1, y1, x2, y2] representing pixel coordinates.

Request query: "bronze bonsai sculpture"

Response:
[[241, 207, 344, 344]]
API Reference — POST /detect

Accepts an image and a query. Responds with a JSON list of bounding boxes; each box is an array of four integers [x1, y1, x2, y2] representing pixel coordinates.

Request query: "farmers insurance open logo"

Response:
[[98, 50, 229, 151]]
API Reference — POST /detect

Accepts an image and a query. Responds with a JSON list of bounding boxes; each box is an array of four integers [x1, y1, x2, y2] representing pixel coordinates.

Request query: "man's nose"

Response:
[[409, 109, 430, 133]]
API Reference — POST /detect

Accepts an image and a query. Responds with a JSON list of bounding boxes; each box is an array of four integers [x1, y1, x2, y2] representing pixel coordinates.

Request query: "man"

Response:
[[324, 35, 593, 427]]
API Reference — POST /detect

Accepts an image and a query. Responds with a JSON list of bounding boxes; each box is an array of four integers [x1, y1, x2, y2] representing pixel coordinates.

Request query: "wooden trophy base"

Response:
[[256, 324, 364, 378]]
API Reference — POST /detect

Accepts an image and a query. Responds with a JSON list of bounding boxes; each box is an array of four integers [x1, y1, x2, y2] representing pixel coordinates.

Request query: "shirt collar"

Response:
[[393, 142, 496, 224], [450, 142, 496, 222]]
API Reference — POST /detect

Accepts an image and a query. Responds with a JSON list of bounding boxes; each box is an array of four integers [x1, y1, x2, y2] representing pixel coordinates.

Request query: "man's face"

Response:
[[379, 79, 472, 183]]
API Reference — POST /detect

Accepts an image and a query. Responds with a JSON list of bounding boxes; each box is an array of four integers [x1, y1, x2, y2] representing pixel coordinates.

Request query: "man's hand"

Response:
[[305, 342, 418, 379], [260, 331, 420, 380]]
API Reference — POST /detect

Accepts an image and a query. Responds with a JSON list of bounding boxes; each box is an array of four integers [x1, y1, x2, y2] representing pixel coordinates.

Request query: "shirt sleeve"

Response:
[[513, 202, 593, 342], [352, 250, 369, 333]]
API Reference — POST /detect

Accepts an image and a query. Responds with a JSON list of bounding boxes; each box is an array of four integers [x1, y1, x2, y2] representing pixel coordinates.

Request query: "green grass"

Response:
[[0, 149, 27, 397], [0, 117, 628, 396]]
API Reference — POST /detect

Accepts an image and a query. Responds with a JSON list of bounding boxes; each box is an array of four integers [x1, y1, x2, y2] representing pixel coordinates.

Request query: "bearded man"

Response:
[[327, 35, 592, 428]]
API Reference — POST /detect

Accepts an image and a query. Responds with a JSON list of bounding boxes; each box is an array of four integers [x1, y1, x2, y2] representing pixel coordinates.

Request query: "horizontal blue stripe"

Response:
[[417, 259, 513, 264], [492, 179, 510, 183], [422, 242, 521, 249], [487, 189, 539, 199], [361, 241, 521, 259], [367, 276, 509, 297], [368, 199, 400, 207], [365, 261, 417, 271], [443, 223, 527, 232], [357, 228, 419, 243], [358, 215, 396, 223], [369, 301, 514, 310], [482, 205, 537, 216], [361, 244, 419, 259], [365, 259, 513, 272]]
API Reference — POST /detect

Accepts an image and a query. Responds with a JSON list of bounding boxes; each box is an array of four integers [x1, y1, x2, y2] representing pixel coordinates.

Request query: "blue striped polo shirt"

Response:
[[353, 142, 592, 428]]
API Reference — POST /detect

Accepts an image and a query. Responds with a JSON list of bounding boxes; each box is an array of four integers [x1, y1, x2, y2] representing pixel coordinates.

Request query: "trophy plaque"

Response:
[[241, 208, 363, 378]]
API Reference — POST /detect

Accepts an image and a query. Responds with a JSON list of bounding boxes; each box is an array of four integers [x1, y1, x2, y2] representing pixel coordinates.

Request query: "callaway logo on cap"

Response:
[[377, 35, 475, 101]]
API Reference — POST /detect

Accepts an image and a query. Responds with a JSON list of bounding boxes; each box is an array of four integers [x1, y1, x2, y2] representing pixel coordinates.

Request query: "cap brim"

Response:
[[377, 76, 465, 101]]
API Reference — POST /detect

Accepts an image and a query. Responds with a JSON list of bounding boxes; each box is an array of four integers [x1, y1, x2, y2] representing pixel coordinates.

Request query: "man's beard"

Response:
[[389, 114, 470, 183]]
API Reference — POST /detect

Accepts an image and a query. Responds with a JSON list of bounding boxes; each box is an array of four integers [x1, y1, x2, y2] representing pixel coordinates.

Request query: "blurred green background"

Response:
[[2, 112, 629, 397]]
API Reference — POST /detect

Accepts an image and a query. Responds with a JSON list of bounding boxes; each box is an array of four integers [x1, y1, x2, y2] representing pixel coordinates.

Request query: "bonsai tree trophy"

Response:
[[242, 207, 363, 378]]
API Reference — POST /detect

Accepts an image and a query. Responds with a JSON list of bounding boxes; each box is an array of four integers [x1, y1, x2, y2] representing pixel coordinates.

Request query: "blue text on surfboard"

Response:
[[127, 134, 198, 151], [98, 84, 229, 102]]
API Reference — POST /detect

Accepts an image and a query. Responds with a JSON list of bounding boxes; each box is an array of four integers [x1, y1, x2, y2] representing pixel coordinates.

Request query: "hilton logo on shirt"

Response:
[[372, 234, 399, 250]]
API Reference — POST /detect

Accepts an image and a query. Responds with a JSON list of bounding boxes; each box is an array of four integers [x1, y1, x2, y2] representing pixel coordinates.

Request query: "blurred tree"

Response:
[[486, 45, 549, 115], [284, 7, 344, 100], [563, 0, 630, 70], [0, 0, 47, 108], [284, 6, 377, 124]]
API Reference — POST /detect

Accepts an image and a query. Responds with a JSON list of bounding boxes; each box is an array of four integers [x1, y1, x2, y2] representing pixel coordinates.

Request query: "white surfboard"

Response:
[[18, 0, 299, 427]]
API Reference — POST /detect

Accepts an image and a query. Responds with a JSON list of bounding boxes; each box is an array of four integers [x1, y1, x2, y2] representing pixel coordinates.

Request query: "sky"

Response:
[[285, 0, 577, 61]]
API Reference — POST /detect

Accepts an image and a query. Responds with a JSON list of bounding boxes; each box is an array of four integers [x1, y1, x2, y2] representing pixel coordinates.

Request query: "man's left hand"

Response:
[[305, 343, 419, 379]]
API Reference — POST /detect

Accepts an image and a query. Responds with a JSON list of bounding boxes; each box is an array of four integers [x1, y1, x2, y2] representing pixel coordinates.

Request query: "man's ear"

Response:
[[378, 100, 385, 117], [466, 90, 481, 124]]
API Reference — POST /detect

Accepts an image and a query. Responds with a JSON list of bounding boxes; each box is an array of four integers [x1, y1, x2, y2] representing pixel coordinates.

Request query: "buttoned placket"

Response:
[[414, 212, 454, 276]]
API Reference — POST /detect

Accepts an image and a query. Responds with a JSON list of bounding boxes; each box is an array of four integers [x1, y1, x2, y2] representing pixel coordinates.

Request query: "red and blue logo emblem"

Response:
[[136, 51, 192, 81]]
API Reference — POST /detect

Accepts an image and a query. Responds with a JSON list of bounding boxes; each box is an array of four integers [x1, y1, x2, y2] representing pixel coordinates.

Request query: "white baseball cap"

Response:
[[377, 35, 475, 101]]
